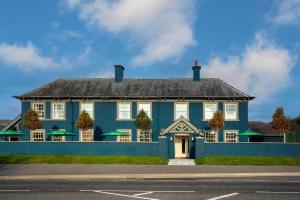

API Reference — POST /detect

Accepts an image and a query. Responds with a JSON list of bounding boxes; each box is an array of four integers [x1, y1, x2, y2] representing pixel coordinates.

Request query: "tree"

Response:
[[77, 111, 94, 130], [23, 110, 43, 130], [135, 110, 151, 130], [271, 107, 291, 135], [208, 110, 225, 135], [290, 115, 300, 132]]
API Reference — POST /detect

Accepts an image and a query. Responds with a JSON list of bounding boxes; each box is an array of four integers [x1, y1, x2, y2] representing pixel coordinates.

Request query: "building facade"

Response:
[[14, 61, 254, 158]]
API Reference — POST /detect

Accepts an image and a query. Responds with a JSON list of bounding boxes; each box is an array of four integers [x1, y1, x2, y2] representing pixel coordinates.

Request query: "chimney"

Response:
[[114, 65, 125, 83], [192, 59, 201, 81]]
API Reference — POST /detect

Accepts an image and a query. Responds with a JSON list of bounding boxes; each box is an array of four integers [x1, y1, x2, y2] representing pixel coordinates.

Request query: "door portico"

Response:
[[160, 116, 199, 159]]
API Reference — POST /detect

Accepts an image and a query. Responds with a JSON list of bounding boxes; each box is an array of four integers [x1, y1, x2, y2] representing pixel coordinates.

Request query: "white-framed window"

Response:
[[31, 129, 45, 141], [137, 102, 152, 119], [204, 102, 218, 120], [224, 103, 238, 120], [32, 102, 45, 119], [224, 130, 238, 143], [80, 102, 94, 119], [174, 102, 188, 120], [51, 129, 65, 142], [117, 102, 131, 120], [205, 131, 217, 143], [52, 102, 65, 120], [52, 135, 65, 142], [117, 129, 132, 142], [80, 129, 94, 142], [137, 129, 152, 142]]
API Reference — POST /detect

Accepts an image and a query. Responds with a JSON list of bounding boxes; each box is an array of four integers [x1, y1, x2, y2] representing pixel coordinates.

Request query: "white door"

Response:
[[175, 136, 189, 158]]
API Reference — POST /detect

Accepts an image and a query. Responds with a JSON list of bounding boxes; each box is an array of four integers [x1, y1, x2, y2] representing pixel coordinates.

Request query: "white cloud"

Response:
[[204, 33, 296, 102], [0, 41, 64, 71], [0, 41, 92, 71], [270, 0, 300, 25], [65, 0, 196, 66]]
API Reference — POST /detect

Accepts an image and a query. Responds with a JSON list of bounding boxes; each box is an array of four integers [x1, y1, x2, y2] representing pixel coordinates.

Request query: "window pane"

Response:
[[117, 129, 131, 142], [205, 131, 216, 143], [138, 103, 151, 118], [118, 103, 131, 119], [204, 103, 217, 120], [138, 130, 152, 142], [225, 131, 238, 143], [33, 103, 45, 119], [81, 129, 93, 142], [53, 103, 65, 119], [225, 103, 237, 120], [175, 103, 188, 119], [81, 103, 94, 119], [32, 130, 44, 141]]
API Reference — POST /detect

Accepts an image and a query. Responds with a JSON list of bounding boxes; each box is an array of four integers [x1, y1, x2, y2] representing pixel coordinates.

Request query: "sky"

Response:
[[0, 0, 299, 121]]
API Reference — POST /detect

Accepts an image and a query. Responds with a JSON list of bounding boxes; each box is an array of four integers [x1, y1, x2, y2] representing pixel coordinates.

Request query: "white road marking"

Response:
[[207, 192, 239, 200], [80, 190, 195, 193], [93, 190, 158, 200], [133, 192, 153, 196], [257, 191, 300, 194], [0, 190, 30, 192], [80, 190, 195, 200]]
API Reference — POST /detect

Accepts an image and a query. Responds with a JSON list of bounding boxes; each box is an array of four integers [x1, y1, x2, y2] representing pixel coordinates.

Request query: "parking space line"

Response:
[[207, 192, 239, 200], [80, 190, 195, 200], [133, 192, 153, 196], [93, 190, 158, 200], [257, 191, 300, 194]]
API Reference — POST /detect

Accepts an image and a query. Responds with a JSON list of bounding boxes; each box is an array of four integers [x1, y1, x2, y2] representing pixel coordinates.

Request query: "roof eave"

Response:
[[15, 96, 255, 101]]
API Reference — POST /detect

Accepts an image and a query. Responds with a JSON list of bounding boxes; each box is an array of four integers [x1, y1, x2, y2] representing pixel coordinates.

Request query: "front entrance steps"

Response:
[[168, 159, 195, 166]]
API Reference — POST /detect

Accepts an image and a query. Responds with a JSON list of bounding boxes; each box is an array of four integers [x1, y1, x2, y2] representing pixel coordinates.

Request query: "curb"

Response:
[[1, 173, 300, 180]]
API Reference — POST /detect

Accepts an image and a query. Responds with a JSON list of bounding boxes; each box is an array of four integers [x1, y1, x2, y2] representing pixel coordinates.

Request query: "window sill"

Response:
[[224, 119, 240, 122], [116, 118, 135, 121]]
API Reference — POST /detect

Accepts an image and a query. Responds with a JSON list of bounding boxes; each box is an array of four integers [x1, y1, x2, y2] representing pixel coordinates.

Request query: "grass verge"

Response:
[[195, 156, 300, 166], [0, 155, 168, 165]]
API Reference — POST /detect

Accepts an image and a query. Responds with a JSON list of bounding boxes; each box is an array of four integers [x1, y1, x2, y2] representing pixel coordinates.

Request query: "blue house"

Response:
[[13, 61, 255, 158]]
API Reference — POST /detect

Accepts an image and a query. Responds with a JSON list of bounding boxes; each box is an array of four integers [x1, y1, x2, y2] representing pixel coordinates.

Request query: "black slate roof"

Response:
[[15, 78, 255, 100]]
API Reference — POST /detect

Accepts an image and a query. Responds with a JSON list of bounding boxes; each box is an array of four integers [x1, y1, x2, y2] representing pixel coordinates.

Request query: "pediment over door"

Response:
[[160, 116, 199, 136]]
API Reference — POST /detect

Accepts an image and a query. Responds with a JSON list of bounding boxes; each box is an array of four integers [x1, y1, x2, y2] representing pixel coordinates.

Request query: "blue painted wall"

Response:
[[19, 100, 249, 143], [0, 142, 160, 156], [195, 138, 300, 158]]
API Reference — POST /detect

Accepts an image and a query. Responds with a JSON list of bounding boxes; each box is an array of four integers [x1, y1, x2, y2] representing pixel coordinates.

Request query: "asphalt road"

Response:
[[1, 164, 300, 175], [0, 177, 299, 200]]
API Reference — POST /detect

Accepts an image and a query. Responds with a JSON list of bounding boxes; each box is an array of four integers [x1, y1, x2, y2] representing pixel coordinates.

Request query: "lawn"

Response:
[[195, 156, 300, 166], [0, 155, 168, 165]]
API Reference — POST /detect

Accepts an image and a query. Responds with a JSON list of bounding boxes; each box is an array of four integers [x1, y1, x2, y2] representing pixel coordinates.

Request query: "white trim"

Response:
[[203, 102, 218, 121], [137, 102, 152, 119], [116, 129, 132, 142], [30, 129, 45, 142], [224, 130, 239, 143], [117, 102, 132, 120], [79, 101, 95, 120], [174, 102, 189, 120], [51, 101, 66, 120], [223, 102, 239, 121], [161, 116, 199, 135], [31, 101, 46, 120]]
